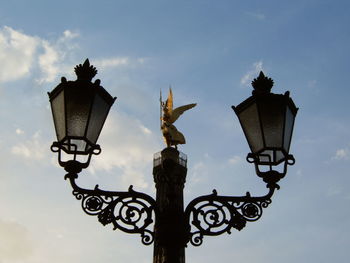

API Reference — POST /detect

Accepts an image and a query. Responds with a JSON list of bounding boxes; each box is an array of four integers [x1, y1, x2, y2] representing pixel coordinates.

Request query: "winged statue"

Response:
[[160, 88, 196, 148]]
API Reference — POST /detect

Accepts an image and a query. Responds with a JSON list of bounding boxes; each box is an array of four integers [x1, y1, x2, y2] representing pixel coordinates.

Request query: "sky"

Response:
[[0, 0, 349, 262]]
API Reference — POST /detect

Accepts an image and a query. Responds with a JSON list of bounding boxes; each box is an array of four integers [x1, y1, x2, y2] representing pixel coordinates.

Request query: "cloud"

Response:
[[38, 40, 60, 83], [11, 131, 47, 160], [0, 219, 34, 261], [88, 113, 160, 189], [94, 57, 130, 69], [333, 148, 349, 160], [61, 30, 79, 40], [228, 155, 242, 165], [93, 56, 148, 71], [240, 61, 264, 87], [36, 30, 80, 84], [0, 26, 148, 87], [0, 26, 39, 82], [0, 26, 80, 85], [246, 12, 266, 20], [15, 128, 24, 135]]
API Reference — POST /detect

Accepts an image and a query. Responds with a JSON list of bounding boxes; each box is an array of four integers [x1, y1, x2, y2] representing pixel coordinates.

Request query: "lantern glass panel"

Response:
[[51, 89, 65, 141], [66, 88, 92, 138], [259, 96, 284, 148], [276, 150, 285, 163], [86, 92, 112, 144], [258, 150, 273, 163], [238, 103, 264, 153], [69, 138, 88, 153], [284, 106, 295, 152]]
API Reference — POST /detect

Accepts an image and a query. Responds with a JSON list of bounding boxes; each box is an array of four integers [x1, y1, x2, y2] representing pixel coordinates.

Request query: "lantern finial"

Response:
[[251, 71, 274, 95], [74, 59, 97, 81]]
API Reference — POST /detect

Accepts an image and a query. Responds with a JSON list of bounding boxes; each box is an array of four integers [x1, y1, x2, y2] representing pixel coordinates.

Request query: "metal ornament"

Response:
[[64, 160, 156, 245], [49, 64, 298, 263]]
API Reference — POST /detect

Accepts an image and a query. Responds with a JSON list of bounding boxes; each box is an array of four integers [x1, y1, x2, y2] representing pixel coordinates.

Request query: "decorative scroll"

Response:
[[184, 187, 276, 246], [65, 173, 156, 245]]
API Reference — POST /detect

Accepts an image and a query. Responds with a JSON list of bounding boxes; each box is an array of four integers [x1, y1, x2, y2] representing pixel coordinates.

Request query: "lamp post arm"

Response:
[[64, 172, 157, 245], [184, 185, 276, 246]]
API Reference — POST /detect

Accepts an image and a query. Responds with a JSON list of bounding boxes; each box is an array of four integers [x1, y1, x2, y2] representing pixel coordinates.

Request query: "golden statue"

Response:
[[160, 88, 196, 148]]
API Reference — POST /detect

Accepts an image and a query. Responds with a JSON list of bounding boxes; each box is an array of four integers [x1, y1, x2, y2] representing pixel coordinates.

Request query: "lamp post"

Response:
[[48, 60, 298, 263]]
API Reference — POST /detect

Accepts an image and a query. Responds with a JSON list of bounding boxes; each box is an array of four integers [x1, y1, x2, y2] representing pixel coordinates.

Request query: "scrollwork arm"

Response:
[[184, 186, 276, 246], [65, 172, 156, 245]]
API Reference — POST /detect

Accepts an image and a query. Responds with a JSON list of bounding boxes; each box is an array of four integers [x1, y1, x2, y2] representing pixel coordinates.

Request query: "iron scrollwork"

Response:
[[184, 186, 276, 246], [65, 172, 156, 245]]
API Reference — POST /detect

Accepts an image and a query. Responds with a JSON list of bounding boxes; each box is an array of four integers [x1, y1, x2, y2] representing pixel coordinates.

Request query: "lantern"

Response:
[[48, 59, 116, 159], [232, 72, 298, 167]]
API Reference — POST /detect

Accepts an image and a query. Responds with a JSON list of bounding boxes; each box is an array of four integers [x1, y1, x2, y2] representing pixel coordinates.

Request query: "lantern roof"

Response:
[[48, 59, 116, 105], [233, 71, 298, 115]]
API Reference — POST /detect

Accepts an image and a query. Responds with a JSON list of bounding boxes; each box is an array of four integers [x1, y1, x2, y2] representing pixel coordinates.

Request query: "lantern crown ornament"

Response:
[[251, 71, 274, 95], [74, 59, 98, 81], [48, 59, 116, 169], [232, 71, 298, 186]]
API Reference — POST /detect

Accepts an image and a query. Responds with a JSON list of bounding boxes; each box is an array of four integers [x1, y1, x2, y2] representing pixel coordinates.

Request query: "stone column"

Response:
[[153, 147, 188, 263]]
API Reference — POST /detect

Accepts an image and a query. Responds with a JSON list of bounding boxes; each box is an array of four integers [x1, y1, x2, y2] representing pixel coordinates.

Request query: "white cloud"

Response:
[[0, 27, 148, 87], [88, 113, 160, 189], [228, 155, 242, 165], [62, 30, 79, 40], [36, 30, 80, 84], [140, 125, 152, 135], [15, 128, 24, 135], [240, 61, 264, 87], [333, 148, 349, 160], [11, 131, 47, 160], [94, 57, 130, 69], [93, 56, 148, 72], [246, 12, 266, 20], [0, 26, 80, 85], [38, 40, 60, 83], [0, 26, 39, 82]]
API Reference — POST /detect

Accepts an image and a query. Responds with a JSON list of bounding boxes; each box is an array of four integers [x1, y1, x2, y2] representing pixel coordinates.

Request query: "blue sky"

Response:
[[0, 0, 349, 262]]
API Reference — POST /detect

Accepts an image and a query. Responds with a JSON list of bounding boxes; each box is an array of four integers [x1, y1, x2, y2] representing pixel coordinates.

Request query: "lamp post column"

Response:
[[153, 147, 188, 263]]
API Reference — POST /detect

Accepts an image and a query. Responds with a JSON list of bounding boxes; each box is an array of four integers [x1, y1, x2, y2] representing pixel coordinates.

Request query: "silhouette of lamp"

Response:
[[48, 59, 116, 170], [48, 60, 298, 263], [232, 71, 298, 187]]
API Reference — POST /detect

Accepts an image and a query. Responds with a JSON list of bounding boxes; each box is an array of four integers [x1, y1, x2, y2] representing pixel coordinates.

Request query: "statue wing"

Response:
[[165, 88, 173, 114], [169, 103, 197, 123]]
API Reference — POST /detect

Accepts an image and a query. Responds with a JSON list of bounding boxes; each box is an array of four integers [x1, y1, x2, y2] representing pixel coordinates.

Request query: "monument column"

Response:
[[153, 147, 188, 263]]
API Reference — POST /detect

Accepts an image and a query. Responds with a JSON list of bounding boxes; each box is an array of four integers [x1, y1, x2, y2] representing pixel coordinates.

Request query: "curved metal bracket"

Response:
[[184, 186, 276, 246], [64, 171, 156, 245]]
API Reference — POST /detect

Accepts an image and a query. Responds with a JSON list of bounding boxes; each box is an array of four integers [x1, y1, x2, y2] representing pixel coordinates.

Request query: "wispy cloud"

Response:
[[15, 128, 25, 135], [11, 131, 47, 160], [93, 56, 148, 71], [240, 61, 264, 87], [94, 57, 130, 69], [88, 113, 160, 189], [246, 12, 266, 20], [38, 40, 60, 83], [37, 30, 80, 83], [228, 155, 242, 165], [332, 148, 349, 160]]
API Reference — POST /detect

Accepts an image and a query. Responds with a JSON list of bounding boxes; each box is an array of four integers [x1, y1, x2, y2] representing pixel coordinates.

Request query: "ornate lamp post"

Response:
[[48, 60, 298, 263]]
